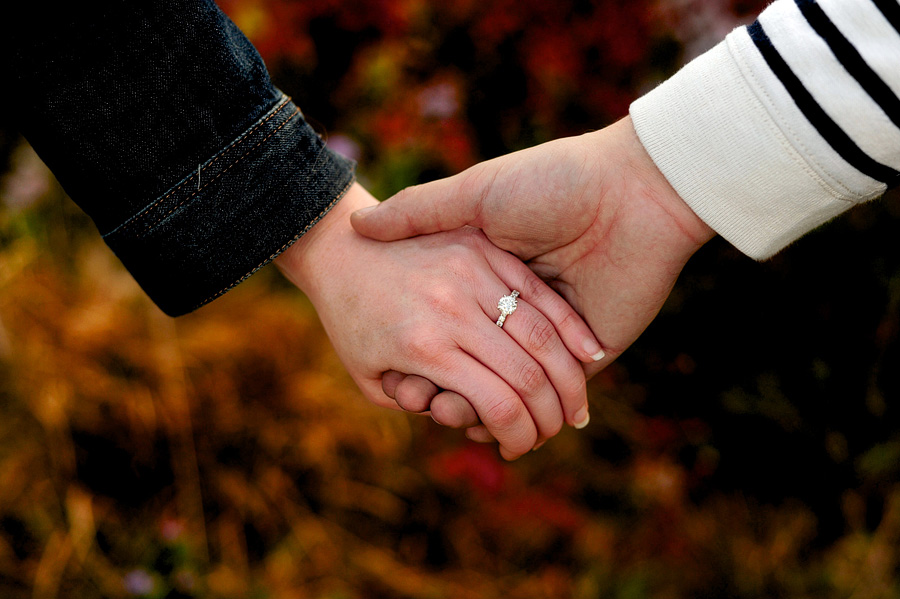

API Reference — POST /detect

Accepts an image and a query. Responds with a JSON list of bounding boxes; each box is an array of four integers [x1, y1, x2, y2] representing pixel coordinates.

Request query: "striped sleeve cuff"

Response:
[[630, 0, 899, 260]]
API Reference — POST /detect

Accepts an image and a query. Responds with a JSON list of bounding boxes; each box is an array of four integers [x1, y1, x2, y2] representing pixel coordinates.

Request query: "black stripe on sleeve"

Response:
[[871, 0, 900, 35], [747, 20, 900, 187], [795, 0, 900, 131]]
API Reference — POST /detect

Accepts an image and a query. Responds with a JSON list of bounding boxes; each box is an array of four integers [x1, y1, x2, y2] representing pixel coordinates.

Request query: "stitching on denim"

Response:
[[112, 97, 294, 236], [143, 107, 301, 232], [191, 177, 354, 312]]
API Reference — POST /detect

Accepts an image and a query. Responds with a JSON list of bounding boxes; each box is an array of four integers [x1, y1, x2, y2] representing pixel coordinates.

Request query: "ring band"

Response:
[[496, 290, 519, 328]]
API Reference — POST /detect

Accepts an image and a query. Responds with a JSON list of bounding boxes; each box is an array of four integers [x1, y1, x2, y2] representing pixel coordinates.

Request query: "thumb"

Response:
[[350, 170, 484, 241]]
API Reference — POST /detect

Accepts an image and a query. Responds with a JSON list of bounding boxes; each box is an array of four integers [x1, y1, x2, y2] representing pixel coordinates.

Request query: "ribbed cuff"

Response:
[[102, 95, 355, 316], [629, 34, 884, 259]]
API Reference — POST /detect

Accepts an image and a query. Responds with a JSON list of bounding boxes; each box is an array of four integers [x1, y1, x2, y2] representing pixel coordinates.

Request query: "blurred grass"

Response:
[[2, 1, 900, 597]]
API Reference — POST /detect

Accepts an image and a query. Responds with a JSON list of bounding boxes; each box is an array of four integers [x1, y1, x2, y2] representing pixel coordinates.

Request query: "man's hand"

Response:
[[275, 183, 603, 460], [351, 116, 715, 386]]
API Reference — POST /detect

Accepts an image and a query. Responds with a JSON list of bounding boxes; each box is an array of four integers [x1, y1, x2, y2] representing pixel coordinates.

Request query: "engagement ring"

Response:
[[496, 290, 519, 328]]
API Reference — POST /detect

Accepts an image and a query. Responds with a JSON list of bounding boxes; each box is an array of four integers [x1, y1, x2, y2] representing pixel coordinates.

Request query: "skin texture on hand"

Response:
[[274, 183, 603, 460], [350, 116, 715, 417]]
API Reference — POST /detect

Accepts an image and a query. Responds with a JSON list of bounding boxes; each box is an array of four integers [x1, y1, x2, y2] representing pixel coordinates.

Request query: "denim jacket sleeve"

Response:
[[3, 1, 355, 316]]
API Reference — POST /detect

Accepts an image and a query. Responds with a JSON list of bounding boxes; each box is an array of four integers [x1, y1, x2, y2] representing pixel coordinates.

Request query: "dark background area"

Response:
[[1, 0, 898, 597]]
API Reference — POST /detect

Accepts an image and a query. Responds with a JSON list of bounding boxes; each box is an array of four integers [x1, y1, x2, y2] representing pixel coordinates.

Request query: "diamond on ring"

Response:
[[496, 290, 519, 328]]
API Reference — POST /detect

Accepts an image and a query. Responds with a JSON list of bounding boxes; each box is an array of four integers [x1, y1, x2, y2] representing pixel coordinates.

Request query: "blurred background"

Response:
[[2, 0, 900, 597]]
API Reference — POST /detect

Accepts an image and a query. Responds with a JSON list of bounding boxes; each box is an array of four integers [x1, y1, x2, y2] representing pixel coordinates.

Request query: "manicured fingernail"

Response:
[[573, 406, 590, 429], [354, 205, 377, 216], [584, 338, 605, 362], [532, 440, 547, 451]]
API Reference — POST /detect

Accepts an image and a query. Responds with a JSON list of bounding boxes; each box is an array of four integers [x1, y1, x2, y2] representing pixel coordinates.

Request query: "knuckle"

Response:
[[420, 285, 465, 320], [500, 431, 536, 457], [554, 309, 580, 334], [392, 185, 415, 202], [405, 332, 448, 363], [398, 326, 422, 351], [516, 362, 547, 398], [525, 317, 557, 355], [484, 398, 522, 432], [390, 184, 424, 209], [522, 274, 547, 302]]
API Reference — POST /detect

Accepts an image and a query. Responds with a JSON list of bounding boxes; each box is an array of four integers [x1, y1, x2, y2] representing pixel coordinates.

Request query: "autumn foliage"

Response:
[[2, 0, 900, 597]]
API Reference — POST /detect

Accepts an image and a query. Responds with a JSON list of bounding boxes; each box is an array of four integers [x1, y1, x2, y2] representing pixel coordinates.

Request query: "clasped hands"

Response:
[[276, 116, 715, 460]]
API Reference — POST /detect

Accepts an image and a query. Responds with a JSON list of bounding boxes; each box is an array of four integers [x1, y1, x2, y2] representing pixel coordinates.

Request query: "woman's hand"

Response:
[[350, 117, 716, 383], [275, 183, 603, 460]]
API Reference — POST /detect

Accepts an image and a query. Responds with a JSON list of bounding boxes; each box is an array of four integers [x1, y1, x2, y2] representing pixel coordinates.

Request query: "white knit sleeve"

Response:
[[629, 0, 900, 259]]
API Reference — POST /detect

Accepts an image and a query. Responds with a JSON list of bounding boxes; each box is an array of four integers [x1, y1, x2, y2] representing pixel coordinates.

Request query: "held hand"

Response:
[[351, 116, 716, 382], [275, 183, 603, 460]]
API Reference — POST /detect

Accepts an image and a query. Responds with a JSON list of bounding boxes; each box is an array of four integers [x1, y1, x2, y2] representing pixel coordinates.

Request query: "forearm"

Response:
[[630, 0, 900, 259], [3, 1, 355, 315]]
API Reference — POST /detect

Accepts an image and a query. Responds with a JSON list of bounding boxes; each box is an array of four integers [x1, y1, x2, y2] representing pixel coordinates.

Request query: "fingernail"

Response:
[[573, 406, 590, 429], [584, 338, 605, 362], [532, 440, 547, 451], [354, 205, 377, 217]]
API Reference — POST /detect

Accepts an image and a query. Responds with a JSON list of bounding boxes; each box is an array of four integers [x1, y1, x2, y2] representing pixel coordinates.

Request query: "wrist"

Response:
[[274, 182, 378, 298], [615, 115, 716, 255]]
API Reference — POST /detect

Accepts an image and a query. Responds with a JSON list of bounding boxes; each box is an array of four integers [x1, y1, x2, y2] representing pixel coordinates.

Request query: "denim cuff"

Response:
[[102, 95, 355, 316]]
